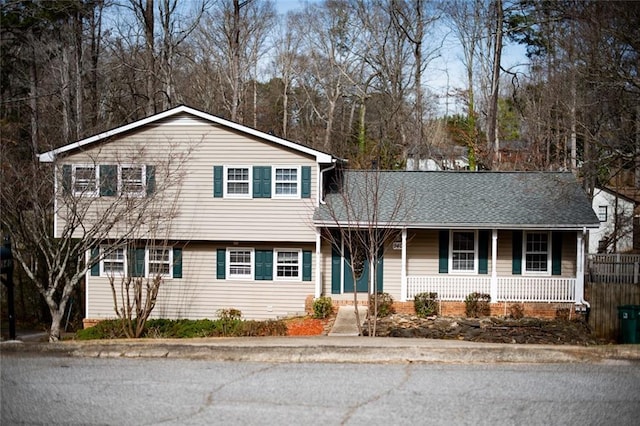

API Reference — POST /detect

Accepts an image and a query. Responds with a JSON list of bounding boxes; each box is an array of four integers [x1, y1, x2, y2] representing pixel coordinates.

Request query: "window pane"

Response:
[[122, 166, 144, 194], [74, 167, 96, 193], [229, 250, 252, 277], [525, 233, 548, 272], [276, 251, 300, 278], [227, 168, 249, 194], [452, 231, 475, 271], [103, 248, 124, 273], [275, 168, 298, 195]]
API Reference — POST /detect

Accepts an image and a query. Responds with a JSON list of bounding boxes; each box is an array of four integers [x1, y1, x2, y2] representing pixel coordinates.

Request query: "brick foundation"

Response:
[[82, 318, 102, 329], [308, 295, 578, 320]]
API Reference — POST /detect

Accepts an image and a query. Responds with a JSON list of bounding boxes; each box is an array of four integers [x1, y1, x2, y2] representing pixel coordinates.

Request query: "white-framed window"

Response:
[[450, 230, 476, 273], [524, 231, 550, 274], [597, 205, 608, 222], [227, 248, 253, 278], [224, 166, 251, 198], [148, 247, 172, 277], [72, 165, 98, 196], [273, 167, 300, 198], [275, 249, 301, 280], [120, 165, 145, 196], [101, 247, 125, 276]]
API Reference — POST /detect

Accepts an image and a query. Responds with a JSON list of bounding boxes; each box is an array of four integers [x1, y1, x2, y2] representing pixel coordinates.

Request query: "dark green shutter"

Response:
[[90, 247, 100, 276], [302, 250, 312, 281], [146, 165, 156, 196], [172, 248, 182, 278], [512, 230, 523, 275], [255, 249, 273, 280], [128, 248, 145, 277], [438, 230, 449, 273], [331, 244, 341, 294], [99, 165, 117, 196], [213, 166, 223, 198], [253, 166, 272, 198], [216, 248, 226, 279], [62, 165, 72, 194], [552, 231, 562, 275], [301, 166, 311, 198], [478, 230, 489, 274]]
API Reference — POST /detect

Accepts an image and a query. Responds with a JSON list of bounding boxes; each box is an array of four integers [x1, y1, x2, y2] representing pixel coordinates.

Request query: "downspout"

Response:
[[319, 161, 337, 205], [576, 227, 591, 311]]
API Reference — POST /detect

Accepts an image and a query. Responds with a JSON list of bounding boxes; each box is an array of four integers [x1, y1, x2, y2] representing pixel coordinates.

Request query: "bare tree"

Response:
[[0, 140, 192, 341], [317, 169, 416, 336]]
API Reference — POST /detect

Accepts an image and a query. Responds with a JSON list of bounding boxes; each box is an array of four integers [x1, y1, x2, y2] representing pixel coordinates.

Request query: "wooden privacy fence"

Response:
[[586, 254, 640, 341], [587, 254, 640, 284]]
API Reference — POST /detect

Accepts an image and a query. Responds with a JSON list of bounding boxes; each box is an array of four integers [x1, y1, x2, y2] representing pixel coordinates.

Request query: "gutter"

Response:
[[319, 161, 337, 205]]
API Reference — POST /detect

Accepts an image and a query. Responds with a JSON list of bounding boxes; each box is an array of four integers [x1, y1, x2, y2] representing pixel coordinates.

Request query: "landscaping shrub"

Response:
[[464, 292, 491, 318], [75, 319, 128, 340], [414, 292, 439, 317], [369, 292, 395, 317], [76, 316, 288, 339], [312, 296, 333, 319]]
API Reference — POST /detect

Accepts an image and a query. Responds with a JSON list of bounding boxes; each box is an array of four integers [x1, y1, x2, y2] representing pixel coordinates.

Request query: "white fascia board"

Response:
[[314, 221, 600, 230], [39, 105, 334, 164]]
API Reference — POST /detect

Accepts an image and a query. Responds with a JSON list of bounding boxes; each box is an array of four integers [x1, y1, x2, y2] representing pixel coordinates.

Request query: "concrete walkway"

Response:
[[328, 306, 368, 336]]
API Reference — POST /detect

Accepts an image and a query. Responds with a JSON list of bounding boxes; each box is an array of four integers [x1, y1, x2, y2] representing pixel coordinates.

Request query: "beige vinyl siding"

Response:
[[58, 115, 319, 242], [381, 244, 402, 299], [406, 230, 438, 275], [87, 243, 316, 321]]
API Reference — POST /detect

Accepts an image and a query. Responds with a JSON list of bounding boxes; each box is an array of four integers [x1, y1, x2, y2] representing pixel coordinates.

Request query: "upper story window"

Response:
[[225, 167, 251, 197], [275, 249, 301, 280], [524, 231, 550, 273], [274, 167, 299, 198], [597, 205, 608, 222], [73, 165, 98, 196], [450, 231, 476, 273], [120, 165, 145, 196], [227, 248, 253, 278], [101, 247, 125, 275], [66, 164, 153, 198]]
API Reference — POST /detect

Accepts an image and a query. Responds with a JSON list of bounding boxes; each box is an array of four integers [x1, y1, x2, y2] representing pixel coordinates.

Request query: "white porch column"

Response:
[[315, 228, 322, 298], [401, 228, 407, 302], [575, 230, 585, 304], [490, 229, 498, 303], [85, 249, 91, 319]]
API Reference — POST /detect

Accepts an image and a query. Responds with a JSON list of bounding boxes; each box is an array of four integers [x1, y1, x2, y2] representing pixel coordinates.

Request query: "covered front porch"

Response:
[[397, 228, 589, 306]]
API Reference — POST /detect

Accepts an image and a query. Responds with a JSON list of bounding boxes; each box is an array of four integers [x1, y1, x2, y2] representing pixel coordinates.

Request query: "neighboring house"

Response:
[[39, 106, 601, 325], [589, 187, 637, 253]]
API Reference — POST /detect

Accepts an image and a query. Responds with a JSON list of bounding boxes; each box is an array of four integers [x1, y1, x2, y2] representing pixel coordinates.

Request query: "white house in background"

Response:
[[590, 187, 637, 253]]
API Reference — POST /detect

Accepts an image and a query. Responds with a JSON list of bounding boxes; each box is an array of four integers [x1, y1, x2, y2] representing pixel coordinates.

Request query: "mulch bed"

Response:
[[284, 315, 335, 336]]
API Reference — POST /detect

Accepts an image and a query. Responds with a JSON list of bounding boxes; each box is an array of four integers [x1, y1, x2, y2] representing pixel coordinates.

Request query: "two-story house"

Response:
[[39, 106, 600, 326]]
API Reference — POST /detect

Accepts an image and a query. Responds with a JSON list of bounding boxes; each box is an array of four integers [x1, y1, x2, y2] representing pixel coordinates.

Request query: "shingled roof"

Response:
[[314, 171, 600, 230]]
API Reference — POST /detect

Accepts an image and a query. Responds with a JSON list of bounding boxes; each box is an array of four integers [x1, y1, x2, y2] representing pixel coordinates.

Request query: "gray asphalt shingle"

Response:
[[314, 171, 600, 229]]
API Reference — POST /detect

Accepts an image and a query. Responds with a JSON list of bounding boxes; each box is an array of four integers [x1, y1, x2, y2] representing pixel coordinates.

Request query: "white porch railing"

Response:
[[407, 276, 491, 301], [407, 276, 576, 303], [496, 277, 575, 302]]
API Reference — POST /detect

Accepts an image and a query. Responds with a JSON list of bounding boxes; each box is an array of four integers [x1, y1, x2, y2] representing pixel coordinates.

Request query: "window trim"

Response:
[[449, 230, 478, 274], [227, 248, 254, 279], [119, 164, 147, 197], [272, 166, 301, 199], [523, 231, 551, 275], [147, 246, 174, 279], [100, 247, 126, 277], [274, 249, 302, 281], [597, 205, 608, 222], [72, 164, 99, 197], [223, 165, 252, 198]]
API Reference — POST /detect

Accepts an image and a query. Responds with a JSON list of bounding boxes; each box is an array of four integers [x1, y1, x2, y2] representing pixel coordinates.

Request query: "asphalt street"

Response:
[[2, 354, 639, 425]]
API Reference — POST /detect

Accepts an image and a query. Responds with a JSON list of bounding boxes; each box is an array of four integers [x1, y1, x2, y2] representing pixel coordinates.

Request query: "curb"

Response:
[[2, 338, 639, 364]]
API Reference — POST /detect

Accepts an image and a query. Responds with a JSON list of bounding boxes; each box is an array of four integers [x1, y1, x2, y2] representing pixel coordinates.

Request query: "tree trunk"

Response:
[[486, 0, 503, 168], [144, 0, 155, 115]]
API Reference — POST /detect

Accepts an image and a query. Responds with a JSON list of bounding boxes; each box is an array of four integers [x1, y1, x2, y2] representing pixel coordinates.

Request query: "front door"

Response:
[[344, 252, 370, 293]]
